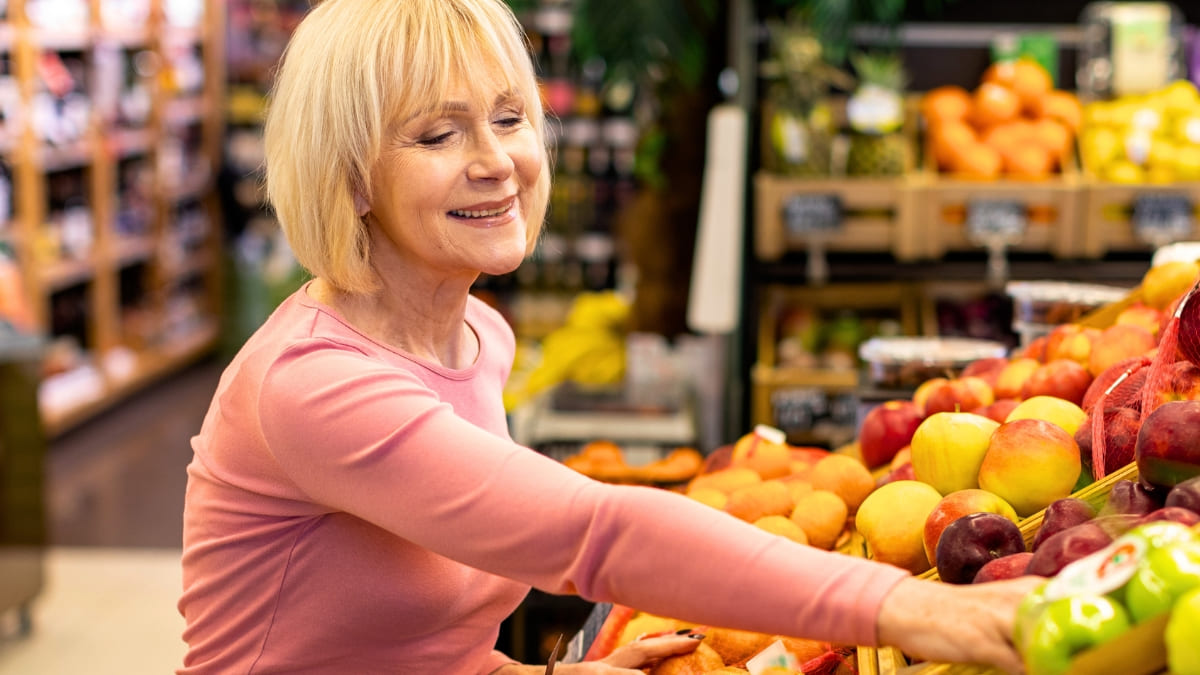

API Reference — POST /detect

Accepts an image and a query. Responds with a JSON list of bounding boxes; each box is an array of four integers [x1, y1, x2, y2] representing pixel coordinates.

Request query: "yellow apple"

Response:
[[856, 480, 944, 574], [1004, 395, 1088, 437], [909, 411, 1000, 495]]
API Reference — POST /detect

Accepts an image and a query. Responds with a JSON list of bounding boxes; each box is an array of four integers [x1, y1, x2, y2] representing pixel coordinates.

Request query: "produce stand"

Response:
[[1079, 181, 1200, 258]]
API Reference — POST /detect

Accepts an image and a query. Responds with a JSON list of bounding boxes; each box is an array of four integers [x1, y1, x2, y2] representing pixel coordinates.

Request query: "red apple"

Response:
[[1139, 506, 1200, 527], [978, 418, 1082, 517], [923, 488, 1019, 566], [1100, 479, 1164, 517], [972, 398, 1021, 424], [1046, 324, 1101, 367], [876, 461, 915, 487], [1088, 324, 1157, 377], [994, 357, 1040, 400], [1165, 475, 1200, 516], [935, 512, 1027, 584], [1021, 359, 1094, 406], [1020, 335, 1050, 362], [1032, 497, 1098, 552], [1136, 400, 1200, 491], [923, 376, 995, 417], [1081, 356, 1151, 412], [912, 377, 948, 417], [973, 551, 1035, 583], [858, 400, 924, 469], [1114, 303, 1164, 337], [962, 357, 1009, 388], [1151, 361, 1200, 407], [1075, 406, 1141, 481], [1025, 521, 1114, 577]]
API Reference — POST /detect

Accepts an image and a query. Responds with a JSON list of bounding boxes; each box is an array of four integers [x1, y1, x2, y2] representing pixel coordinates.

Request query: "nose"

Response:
[[467, 128, 515, 181]]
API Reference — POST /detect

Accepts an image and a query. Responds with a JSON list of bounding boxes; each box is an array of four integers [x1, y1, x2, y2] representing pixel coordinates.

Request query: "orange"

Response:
[[921, 85, 972, 125], [950, 142, 1003, 180], [1004, 144, 1054, 180], [971, 82, 1021, 129], [930, 120, 978, 170], [984, 58, 1053, 113], [805, 454, 876, 514], [1036, 90, 1083, 133], [789, 490, 849, 550], [1029, 117, 1072, 167]]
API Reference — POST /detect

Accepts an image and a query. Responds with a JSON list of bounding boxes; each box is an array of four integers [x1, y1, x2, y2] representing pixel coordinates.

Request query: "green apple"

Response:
[[1125, 541, 1200, 623], [1167, 587, 1200, 675], [1024, 595, 1131, 675]]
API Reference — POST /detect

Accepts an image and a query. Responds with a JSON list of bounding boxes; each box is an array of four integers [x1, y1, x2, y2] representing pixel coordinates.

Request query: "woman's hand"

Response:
[[876, 575, 1045, 675], [493, 632, 704, 674]]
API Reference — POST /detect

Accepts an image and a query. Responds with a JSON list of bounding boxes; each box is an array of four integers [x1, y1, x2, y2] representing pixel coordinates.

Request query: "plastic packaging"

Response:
[[858, 336, 1009, 390]]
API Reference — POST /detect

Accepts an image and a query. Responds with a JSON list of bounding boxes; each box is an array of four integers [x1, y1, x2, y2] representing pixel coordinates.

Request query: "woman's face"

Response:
[[366, 77, 544, 282]]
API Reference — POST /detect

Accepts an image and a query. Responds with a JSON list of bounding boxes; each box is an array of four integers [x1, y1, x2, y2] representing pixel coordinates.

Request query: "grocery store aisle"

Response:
[[0, 356, 227, 674]]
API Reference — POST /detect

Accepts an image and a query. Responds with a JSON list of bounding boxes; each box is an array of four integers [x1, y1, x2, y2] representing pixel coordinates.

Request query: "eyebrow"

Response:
[[406, 91, 520, 122]]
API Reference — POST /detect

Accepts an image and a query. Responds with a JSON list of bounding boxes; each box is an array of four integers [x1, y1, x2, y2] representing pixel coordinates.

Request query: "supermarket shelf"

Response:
[[39, 256, 96, 292], [41, 321, 219, 438]]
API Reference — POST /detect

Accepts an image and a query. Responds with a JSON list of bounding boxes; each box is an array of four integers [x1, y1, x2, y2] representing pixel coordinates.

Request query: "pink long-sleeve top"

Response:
[[178, 282, 910, 674]]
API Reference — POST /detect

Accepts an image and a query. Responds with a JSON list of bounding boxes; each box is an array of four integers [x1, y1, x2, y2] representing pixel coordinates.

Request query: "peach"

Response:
[[1021, 358, 1094, 406], [790, 490, 849, 551], [725, 480, 794, 523], [994, 357, 1040, 400], [855, 480, 944, 574], [731, 425, 793, 479], [1088, 323, 1157, 377], [858, 399, 923, 469], [806, 454, 876, 514], [979, 418, 1082, 517], [923, 488, 1020, 566]]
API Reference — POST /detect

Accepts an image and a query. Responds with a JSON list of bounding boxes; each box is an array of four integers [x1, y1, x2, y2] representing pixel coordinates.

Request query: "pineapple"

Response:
[[761, 17, 850, 177], [845, 51, 909, 177]]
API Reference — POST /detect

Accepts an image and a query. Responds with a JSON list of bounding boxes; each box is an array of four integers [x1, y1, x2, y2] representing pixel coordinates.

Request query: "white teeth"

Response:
[[450, 204, 510, 218]]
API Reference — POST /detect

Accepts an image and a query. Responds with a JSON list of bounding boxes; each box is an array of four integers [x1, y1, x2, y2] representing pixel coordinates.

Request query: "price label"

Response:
[[966, 199, 1028, 244], [1133, 193, 1194, 245], [782, 194, 842, 237]]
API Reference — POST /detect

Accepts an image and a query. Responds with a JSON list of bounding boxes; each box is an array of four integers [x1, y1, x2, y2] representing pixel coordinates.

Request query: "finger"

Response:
[[601, 634, 702, 668]]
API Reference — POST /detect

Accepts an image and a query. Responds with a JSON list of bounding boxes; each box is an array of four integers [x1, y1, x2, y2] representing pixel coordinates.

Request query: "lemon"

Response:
[[1161, 79, 1200, 112], [1175, 145, 1200, 181], [1106, 159, 1145, 184], [1080, 127, 1123, 173]]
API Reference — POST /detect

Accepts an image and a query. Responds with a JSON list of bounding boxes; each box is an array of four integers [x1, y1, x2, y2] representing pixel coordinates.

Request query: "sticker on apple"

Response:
[[1043, 536, 1146, 600]]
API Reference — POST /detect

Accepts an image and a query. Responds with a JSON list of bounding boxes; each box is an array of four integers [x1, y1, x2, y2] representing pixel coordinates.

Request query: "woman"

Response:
[[178, 1, 1040, 673]]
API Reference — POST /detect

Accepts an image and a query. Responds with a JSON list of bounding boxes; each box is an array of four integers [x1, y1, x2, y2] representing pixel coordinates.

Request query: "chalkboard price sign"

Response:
[[1132, 194, 1193, 245], [966, 200, 1028, 243], [782, 194, 843, 237]]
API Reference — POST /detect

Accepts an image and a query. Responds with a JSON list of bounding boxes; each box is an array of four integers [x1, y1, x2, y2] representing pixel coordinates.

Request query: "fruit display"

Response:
[[921, 58, 1081, 181], [845, 52, 910, 177], [1078, 80, 1200, 184], [562, 441, 704, 485], [1013, 519, 1200, 675]]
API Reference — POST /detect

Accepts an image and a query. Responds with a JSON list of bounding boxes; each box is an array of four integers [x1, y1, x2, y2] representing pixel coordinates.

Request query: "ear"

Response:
[[354, 190, 370, 217]]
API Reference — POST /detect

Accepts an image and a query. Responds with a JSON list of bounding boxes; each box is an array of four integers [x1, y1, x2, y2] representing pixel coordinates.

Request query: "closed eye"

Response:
[[417, 131, 454, 146]]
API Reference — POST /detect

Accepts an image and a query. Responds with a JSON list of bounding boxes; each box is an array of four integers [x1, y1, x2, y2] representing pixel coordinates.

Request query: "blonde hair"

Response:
[[264, 0, 551, 294]]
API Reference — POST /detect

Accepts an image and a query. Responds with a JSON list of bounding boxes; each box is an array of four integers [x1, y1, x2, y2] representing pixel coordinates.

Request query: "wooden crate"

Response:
[[912, 151, 1085, 260], [754, 171, 923, 261], [751, 283, 922, 440], [1079, 180, 1200, 258]]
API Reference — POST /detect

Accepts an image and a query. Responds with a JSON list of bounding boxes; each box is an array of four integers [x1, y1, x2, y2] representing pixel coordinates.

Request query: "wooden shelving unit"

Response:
[[0, 0, 226, 437]]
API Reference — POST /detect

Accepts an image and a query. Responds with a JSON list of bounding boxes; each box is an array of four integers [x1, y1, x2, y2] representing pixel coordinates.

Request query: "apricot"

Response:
[[789, 490, 849, 551], [687, 487, 729, 511], [725, 480, 794, 523], [752, 514, 809, 546], [805, 454, 876, 514], [688, 467, 761, 495], [649, 642, 724, 675], [703, 627, 773, 666]]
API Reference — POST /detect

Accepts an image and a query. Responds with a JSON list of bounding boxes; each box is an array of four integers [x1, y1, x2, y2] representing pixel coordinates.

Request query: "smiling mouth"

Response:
[[448, 203, 513, 219]]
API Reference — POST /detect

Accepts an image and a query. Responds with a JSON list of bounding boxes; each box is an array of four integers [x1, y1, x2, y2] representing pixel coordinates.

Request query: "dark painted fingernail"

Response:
[[675, 628, 694, 635], [688, 633, 705, 640]]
